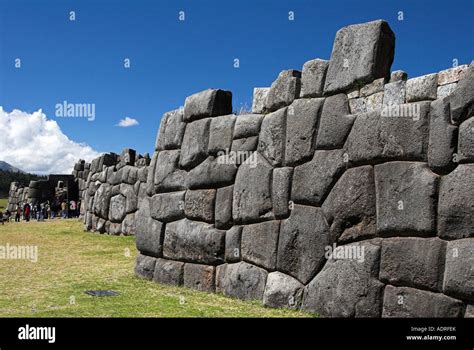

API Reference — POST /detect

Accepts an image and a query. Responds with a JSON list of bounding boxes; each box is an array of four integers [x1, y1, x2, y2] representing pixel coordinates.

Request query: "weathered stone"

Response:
[[96, 218, 106, 233], [232, 153, 273, 223], [241, 221, 280, 270], [183, 89, 232, 122], [183, 263, 215, 292], [443, 239, 474, 301], [437, 83, 457, 99], [263, 272, 304, 309], [163, 219, 225, 264], [380, 237, 446, 292], [215, 264, 227, 293], [316, 94, 355, 149], [302, 240, 384, 317], [322, 165, 376, 243], [465, 305, 474, 318], [360, 78, 385, 97], [382, 80, 406, 107], [122, 213, 136, 235], [158, 109, 186, 150], [438, 164, 474, 239], [406, 73, 438, 102], [233, 114, 264, 139], [120, 148, 136, 167], [390, 70, 407, 82], [215, 185, 233, 229], [208, 114, 236, 155], [109, 222, 122, 235], [450, 62, 474, 125], [277, 205, 329, 284], [179, 118, 210, 169], [93, 183, 112, 219], [120, 183, 138, 213], [382, 285, 464, 318], [458, 117, 474, 163], [348, 97, 367, 114], [437, 64, 468, 85], [135, 254, 157, 280], [109, 194, 126, 223], [428, 98, 457, 173], [258, 108, 286, 166], [292, 149, 346, 206], [146, 152, 158, 196], [150, 191, 185, 222], [366, 91, 384, 112], [252, 88, 270, 114], [375, 162, 438, 236], [187, 155, 237, 189], [184, 189, 216, 223], [154, 150, 187, 192], [300, 58, 329, 98], [344, 102, 431, 164], [225, 226, 242, 263], [285, 98, 323, 165], [231, 137, 258, 155], [272, 167, 293, 218], [135, 197, 164, 257], [347, 89, 359, 99], [324, 20, 395, 94], [153, 258, 184, 286], [265, 70, 301, 112], [219, 261, 268, 300]]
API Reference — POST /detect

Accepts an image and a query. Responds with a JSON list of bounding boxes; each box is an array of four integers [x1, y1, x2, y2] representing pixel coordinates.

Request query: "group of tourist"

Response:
[[0, 200, 81, 224]]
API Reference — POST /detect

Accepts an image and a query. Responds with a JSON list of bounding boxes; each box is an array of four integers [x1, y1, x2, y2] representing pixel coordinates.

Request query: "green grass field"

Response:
[[0, 198, 7, 209], [0, 219, 310, 317]]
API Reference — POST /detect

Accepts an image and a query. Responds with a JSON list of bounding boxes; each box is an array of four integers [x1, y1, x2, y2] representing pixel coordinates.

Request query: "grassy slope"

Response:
[[0, 219, 310, 317], [0, 198, 7, 209]]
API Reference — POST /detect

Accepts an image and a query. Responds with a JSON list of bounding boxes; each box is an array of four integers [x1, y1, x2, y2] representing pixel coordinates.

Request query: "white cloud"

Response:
[[0, 107, 101, 174], [116, 117, 139, 127]]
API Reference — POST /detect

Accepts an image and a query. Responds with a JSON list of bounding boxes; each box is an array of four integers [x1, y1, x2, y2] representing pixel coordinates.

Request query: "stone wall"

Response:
[[131, 19, 473, 317]]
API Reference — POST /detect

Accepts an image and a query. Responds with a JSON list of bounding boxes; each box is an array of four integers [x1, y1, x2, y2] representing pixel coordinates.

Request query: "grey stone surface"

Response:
[[156, 109, 186, 150], [302, 240, 384, 317], [218, 261, 268, 300], [154, 150, 187, 192], [258, 108, 287, 166], [241, 221, 280, 270], [252, 88, 270, 114], [183, 263, 215, 292], [382, 80, 406, 107], [437, 64, 469, 85], [390, 70, 407, 82], [406, 73, 438, 102], [292, 149, 346, 206], [150, 191, 185, 222], [272, 167, 293, 218], [225, 226, 242, 263], [231, 137, 258, 155], [277, 205, 329, 284], [322, 165, 376, 243], [135, 254, 157, 280], [458, 117, 474, 163], [375, 162, 438, 236], [163, 219, 225, 264], [438, 164, 474, 239], [208, 114, 236, 155], [316, 93, 355, 149], [233, 114, 264, 139], [232, 153, 273, 223], [285, 98, 323, 165], [348, 97, 367, 114], [179, 118, 211, 169], [183, 89, 232, 122], [215, 185, 233, 229], [184, 189, 216, 223], [437, 83, 457, 99], [382, 285, 464, 318], [153, 258, 184, 286], [366, 91, 384, 112], [450, 61, 474, 125], [465, 305, 474, 318], [122, 213, 136, 235], [120, 183, 137, 213], [443, 238, 474, 301], [380, 237, 446, 292], [187, 155, 237, 189], [109, 194, 126, 223], [428, 98, 457, 173], [360, 78, 385, 97], [300, 58, 329, 98], [265, 70, 301, 112], [135, 197, 165, 257], [263, 272, 304, 309], [93, 183, 112, 219], [324, 20, 395, 94]]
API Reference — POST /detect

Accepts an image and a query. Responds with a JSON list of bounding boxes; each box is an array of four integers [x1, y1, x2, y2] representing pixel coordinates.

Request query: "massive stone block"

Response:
[[324, 20, 395, 94], [183, 263, 215, 292], [272, 167, 293, 219], [163, 219, 225, 264], [109, 194, 126, 223], [184, 189, 216, 223], [183, 89, 232, 122], [154, 150, 187, 192], [458, 117, 474, 163], [449, 61, 474, 125], [285, 98, 324, 165], [150, 191, 185, 222], [233, 114, 264, 139], [153, 258, 184, 286], [438, 64, 469, 85], [322, 165, 376, 243], [406, 73, 438, 102], [292, 149, 346, 206], [258, 108, 287, 167], [215, 185, 233, 229], [382, 285, 464, 318], [135, 254, 157, 280], [187, 155, 237, 189], [382, 80, 406, 107], [155, 109, 186, 151], [252, 88, 270, 114], [241, 221, 280, 270], [208, 114, 236, 155], [179, 118, 211, 169], [438, 164, 474, 239], [302, 240, 384, 317], [263, 271, 304, 309], [93, 183, 112, 219], [443, 238, 474, 301], [375, 162, 438, 236], [300, 58, 329, 98], [218, 261, 268, 300], [380, 238, 446, 292], [277, 205, 329, 284], [265, 70, 301, 112], [316, 93, 355, 149], [225, 226, 242, 263], [135, 197, 165, 257], [232, 153, 273, 223]]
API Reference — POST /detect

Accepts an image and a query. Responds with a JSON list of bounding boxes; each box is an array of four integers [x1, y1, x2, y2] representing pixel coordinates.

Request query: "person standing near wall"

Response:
[[61, 201, 68, 219]]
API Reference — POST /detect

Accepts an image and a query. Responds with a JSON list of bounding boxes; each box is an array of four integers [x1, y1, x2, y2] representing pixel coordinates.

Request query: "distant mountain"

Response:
[[0, 161, 24, 173]]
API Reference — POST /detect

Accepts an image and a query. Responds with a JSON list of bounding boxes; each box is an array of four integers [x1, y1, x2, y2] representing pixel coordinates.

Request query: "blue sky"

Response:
[[0, 0, 473, 172]]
